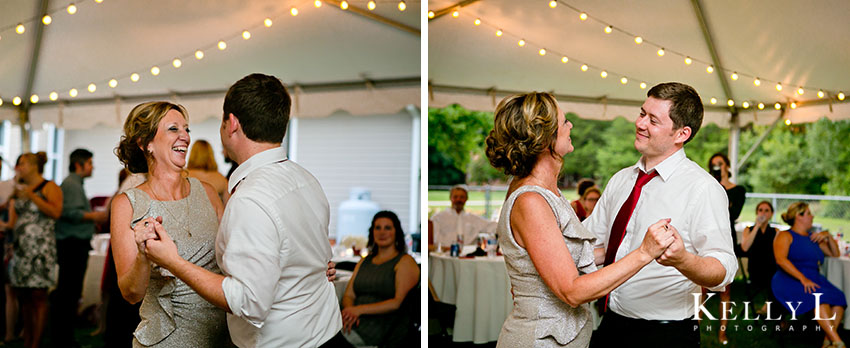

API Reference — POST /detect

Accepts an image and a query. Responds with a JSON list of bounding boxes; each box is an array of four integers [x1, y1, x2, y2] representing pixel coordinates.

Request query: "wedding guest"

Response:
[[429, 185, 495, 249], [740, 201, 777, 315], [571, 186, 600, 222], [186, 140, 230, 205], [570, 179, 596, 221]]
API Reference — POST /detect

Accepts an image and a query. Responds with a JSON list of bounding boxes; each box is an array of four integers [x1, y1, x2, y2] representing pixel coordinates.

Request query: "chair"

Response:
[[428, 281, 456, 341]]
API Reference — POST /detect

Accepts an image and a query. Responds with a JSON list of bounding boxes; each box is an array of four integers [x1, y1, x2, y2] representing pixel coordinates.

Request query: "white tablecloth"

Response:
[[80, 251, 106, 313], [429, 253, 511, 343], [822, 256, 850, 329]]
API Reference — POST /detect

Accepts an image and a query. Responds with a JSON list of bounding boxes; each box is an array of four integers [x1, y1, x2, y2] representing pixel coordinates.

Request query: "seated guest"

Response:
[[570, 178, 596, 221], [772, 202, 846, 348], [341, 211, 419, 347], [570, 186, 600, 222], [429, 185, 495, 249], [740, 201, 778, 314], [186, 140, 230, 205]]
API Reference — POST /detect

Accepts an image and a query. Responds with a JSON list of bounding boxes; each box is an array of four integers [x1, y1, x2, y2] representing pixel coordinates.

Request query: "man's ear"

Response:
[[674, 126, 692, 145], [226, 113, 240, 136]]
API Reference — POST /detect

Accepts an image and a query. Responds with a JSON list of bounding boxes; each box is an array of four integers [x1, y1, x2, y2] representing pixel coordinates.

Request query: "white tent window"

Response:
[[28, 124, 64, 181]]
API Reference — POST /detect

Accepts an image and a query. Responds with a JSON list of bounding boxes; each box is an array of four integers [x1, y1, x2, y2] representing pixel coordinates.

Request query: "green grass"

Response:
[[428, 189, 579, 218]]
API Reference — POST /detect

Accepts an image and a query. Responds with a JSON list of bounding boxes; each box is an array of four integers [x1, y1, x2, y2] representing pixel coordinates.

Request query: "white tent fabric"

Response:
[[428, 0, 850, 126]]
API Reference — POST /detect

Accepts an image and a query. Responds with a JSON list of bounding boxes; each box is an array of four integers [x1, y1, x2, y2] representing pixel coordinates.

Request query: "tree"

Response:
[[560, 114, 608, 186], [428, 105, 494, 184], [593, 117, 639, 186]]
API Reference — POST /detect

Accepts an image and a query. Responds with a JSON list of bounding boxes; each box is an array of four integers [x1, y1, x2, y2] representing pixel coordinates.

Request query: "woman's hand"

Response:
[[638, 218, 675, 260], [133, 216, 161, 255], [340, 306, 361, 333], [800, 277, 820, 294], [810, 231, 832, 244]]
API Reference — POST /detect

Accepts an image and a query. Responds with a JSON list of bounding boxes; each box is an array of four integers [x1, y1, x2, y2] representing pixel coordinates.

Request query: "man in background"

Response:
[[429, 185, 496, 249]]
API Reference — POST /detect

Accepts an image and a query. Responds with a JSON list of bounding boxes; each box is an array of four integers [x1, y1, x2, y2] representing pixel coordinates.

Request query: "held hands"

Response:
[[327, 262, 337, 282], [638, 218, 676, 260], [144, 220, 182, 269], [340, 306, 361, 334], [656, 222, 688, 267], [133, 216, 162, 255], [800, 277, 821, 294]]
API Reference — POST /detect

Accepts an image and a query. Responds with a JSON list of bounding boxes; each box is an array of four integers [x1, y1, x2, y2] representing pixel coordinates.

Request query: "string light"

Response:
[[314, 0, 322, 8], [452, 10, 459, 18], [797, 87, 804, 95], [16, 24, 25, 34], [600, 70, 607, 78], [195, 50, 204, 60], [49, 92, 58, 101], [94, 0, 103, 3], [604, 25, 612, 34], [742, 101, 749, 109], [42, 15, 52, 26], [549, 1, 557, 8], [774, 103, 781, 110], [839, 92, 846, 101], [69, 89, 78, 98], [398, 1, 406, 11], [340, 1, 349, 10], [758, 103, 765, 110], [710, 97, 717, 104], [12, 97, 21, 106], [580, 64, 588, 72], [634, 36, 642, 44], [108, 79, 117, 88], [775, 82, 782, 91], [242, 30, 251, 40], [753, 78, 761, 86], [579, 12, 587, 21], [818, 90, 825, 98], [30, 95, 39, 104], [495, 29, 502, 37], [428, 11, 434, 18], [639, 82, 647, 89], [67, 3, 77, 14], [87, 83, 96, 93], [367, 1, 376, 10], [730, 72, 738, 80], [785, 119, 791, 125], [172, 58, 182, 68], [656, 48, 664, 56], [264, 18, 273, 27], [620, 77, 628, 84], [561, 56, 568, 63], [538, 48, 546, 56], [684, 57, 692, 65], [290, 7, 298, 16], [790, 102, 797, 109], [517, 39, 525, 47], [150, 66, 160, 76], [706, 65, 714, 74], [474, 18, 481, 26], [0, 97, 3, 106], [727, 99, 734, 107], [218, 40, 227, 50], [130, 73, 140, 82]]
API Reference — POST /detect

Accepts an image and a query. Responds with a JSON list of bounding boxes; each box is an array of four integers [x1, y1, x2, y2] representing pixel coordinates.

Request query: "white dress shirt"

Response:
[[430, 208, 496, 247], [583, 148, 737, 320], [217, 147, 342, 347]]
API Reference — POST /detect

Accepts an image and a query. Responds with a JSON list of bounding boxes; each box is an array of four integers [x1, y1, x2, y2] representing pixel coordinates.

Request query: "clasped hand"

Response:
[[638, 218, 676, 260], [132, 216, 179, 267]]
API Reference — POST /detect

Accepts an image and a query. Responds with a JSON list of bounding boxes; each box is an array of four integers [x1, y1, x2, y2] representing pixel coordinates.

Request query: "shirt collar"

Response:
[[634, 147, 686, 181], [228, 147, 288, 193], [69, 172, 84, 183]]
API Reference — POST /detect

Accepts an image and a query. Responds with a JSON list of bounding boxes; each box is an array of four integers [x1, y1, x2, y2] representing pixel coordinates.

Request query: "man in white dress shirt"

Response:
[[144, 73, 345, 347], [587, 82, 737, 347], [429, 185, 496, 249]]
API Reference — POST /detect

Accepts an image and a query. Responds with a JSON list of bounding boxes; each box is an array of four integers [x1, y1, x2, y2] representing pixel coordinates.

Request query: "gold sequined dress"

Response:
[[125, 177, 232, 347]]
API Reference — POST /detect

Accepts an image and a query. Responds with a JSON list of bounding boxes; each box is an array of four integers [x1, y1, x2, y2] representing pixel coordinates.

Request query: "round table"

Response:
[[429, 253, 512, 343], [822, 256, 850, 329]]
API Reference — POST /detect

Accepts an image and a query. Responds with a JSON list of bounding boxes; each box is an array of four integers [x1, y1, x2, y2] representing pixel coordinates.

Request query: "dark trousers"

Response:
[[319, 331, 355, 348], [590, 310, 700, 348], [49, 237, 91, 345]]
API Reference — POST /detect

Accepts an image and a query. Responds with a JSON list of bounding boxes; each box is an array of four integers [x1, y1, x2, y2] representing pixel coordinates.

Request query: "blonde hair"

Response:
[[187, 140, 217, 171], [780, 202, 809, 226], [580, 186, 601, 201], [116, 101, 188, 173], [485, 92, 560, 178]]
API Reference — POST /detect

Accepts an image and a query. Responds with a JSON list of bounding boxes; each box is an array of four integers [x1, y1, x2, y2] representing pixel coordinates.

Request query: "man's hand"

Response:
[[656, 224, 688, 267], [327, 261, 337, 282], [340, 306, 361, 334], [144, 219, 182, 270], [638, 218, 675, 260]]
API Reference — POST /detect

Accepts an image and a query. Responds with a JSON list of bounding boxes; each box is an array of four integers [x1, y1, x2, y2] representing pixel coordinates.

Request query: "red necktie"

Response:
[[602, 169, 658, 311]]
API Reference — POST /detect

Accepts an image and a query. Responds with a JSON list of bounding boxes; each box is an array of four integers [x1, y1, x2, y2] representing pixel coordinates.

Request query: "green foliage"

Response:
[[593, 117, 639, 186], [560, 114, 608, 184], [428, 105, 494, 183]]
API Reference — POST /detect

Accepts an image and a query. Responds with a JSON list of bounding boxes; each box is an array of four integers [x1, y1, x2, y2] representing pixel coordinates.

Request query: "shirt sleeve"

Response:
[[59, 180, 86, 222], [584, 176, 618, 251], [689, 182, 738, 291], [220, 197, 283, 328]]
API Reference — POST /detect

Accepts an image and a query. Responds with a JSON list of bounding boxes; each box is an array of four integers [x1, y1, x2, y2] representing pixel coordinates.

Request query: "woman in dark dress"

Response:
[[772, 202, 845, 348], [740, 201, 777, 314], [707, 153, 746, 344], [341, 211, 419, 347]]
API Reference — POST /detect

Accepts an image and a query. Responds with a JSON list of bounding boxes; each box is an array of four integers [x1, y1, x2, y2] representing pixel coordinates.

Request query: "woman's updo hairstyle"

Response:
[[485, 92, 560, 178], [18, 152, 48, 174], [116, 101, 188, 173], [780, 201, 809, 226]]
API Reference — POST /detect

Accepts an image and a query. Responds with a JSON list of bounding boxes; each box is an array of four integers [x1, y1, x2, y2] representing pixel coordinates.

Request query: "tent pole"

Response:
[[19, 0, 51, 150], [729, 111, 740, 181], [430, 0, 480, 20], [737, 108, 786, 171]]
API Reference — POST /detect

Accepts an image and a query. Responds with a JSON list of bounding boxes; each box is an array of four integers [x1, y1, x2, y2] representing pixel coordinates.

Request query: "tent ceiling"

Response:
[[428, 0, 850, 123], [0, 0, 420, 110]]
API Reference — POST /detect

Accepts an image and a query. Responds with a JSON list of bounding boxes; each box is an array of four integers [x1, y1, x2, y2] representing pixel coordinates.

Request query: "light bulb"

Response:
[[634, 36, 642, 44], [790, 102, 797, 109], [710, 97, 717, 104], [742, 101, 749, 109], [290, 7, 298, 16], [109, 79, 118, 88], [621, 77, 628, 84], [12, 97, 21, 106], [754, 78, 761, 86], [172, 58, 182, 68], [604, 25, 612, 34], [151, 66, 160, 76], [538, 48, 546, 56], [242, 31, 251, 40], [69, 89, 78, 98], [580, 64, 588, 72], [88, 83, 96, 93], [0, 97, 3, 106], [495, 29, 503, 37], [727, 99, 734, 107], [657, 48, 665, 56], [30, 95, 39, 104], [797, 87, 804, 95], [340, 1, 349, 10], [95, 0, 103, 3], [758, 103, 764, 110], [452, 10, 459, 18], [839, 92, 845, 101], [195, 50, 204, 60], [774, 103, 781, 110], [684, 57, 692, 65], [130, 73, 140, 82], [314, 0, 322, 7], [579, 12, 587, 21], [428, 11, 434, 18], [600, 70, 608, 78], [398, 1, 406, 11], [561, 56, 568, 63], [549, 1, 557, 8], [706, 65, 714, 74], [639, 82, 647, 89], [367, 1, 376, 10], [42, 15, 52, 25], [517, 39, 525, 47], [775, 83, 782, 91], [730, 72, 738, 80], [818, 90, 825, 98], [264, 18, 273, 27], [67, 3, 77, 14], [474, 18, 481, 26], [49, 92, 58, 101], [785, 119, 791, 125], [16, 24, 25, 34], [218, 41, 227, 50]]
